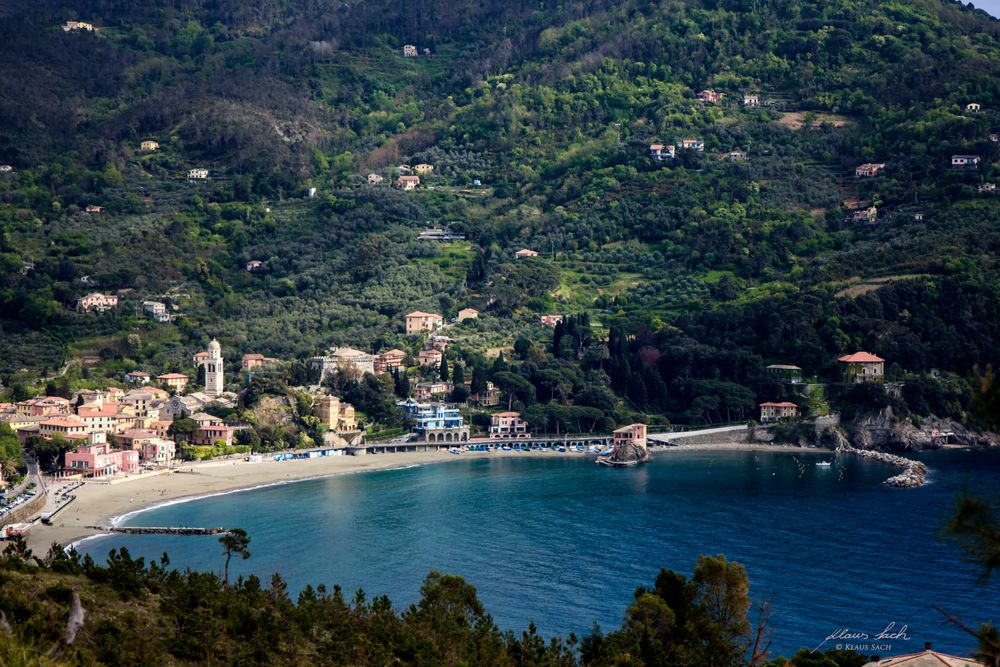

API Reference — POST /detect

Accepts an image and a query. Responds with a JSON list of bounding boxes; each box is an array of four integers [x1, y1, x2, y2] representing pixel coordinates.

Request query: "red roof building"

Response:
[[759, 402, 798, 422], [838, 351, 885, 383]]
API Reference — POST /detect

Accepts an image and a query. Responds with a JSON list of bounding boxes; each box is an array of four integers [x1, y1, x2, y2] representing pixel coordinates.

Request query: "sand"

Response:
[[24, 442, 822, 555]]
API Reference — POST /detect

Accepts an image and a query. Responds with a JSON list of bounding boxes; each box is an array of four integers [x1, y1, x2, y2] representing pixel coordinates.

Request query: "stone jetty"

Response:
[[837, 446, 929, 487], [88, 525, 227, 536]]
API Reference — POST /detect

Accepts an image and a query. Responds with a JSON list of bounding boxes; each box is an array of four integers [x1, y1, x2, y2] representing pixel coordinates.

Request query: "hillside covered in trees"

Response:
[[2, 0, 1000, 432]]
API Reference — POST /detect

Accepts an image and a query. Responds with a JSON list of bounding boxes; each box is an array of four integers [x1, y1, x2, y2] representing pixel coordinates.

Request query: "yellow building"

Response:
[[140, 140, 159, 151], [316, 395, 357, 432]]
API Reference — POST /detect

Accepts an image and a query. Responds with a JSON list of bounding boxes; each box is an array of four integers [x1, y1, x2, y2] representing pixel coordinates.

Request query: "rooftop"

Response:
[[838, 351, 885, 363]]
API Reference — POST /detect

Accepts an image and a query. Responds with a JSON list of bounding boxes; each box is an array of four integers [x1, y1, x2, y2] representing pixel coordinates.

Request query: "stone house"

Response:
[[457, 308, 479, 322], [759, 402, 798, 422], [855, 163, 886, 177], [418, 348, 443, 367], [414, 163, 434, 175], [367, 173, 384, 185], [396, 175, 420, 190], [838, 351, 885, 383], [140, 140, 159, 151]]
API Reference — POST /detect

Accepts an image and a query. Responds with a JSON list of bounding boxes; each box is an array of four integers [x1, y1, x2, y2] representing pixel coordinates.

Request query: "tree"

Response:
[[219, 528, 251, 585], [440, 355, 449, 381]]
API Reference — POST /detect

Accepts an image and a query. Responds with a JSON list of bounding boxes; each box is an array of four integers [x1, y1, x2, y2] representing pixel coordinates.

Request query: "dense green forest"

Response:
[[1, 0, 1000, 430]]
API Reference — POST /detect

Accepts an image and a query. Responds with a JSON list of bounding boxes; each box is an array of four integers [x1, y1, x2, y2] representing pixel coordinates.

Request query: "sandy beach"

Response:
[[24, 442, 822, 555]]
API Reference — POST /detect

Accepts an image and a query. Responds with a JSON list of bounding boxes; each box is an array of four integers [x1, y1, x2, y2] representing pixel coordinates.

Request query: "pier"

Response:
[[647, 424, 748, 446]]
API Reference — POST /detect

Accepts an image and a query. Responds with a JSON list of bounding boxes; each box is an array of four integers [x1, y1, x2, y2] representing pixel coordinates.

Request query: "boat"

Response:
[[815, 460, 833, 467], [448, 447, 461, 455]]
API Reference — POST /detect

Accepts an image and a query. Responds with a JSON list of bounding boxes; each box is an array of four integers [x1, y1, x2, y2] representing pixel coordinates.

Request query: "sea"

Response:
[[77, 448, 1000, 659]]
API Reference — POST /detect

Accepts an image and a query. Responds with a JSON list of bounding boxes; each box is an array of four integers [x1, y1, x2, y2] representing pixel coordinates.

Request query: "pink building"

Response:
[[514, 248, 539, 258], [242, 353, 277, 370], [191, 424, 238, 447], [76, 292, 118, 312], [141, 438, 176, 465], [489, 411, 530, 438], [375, 349, 407, 373], [16, 396, 71, 416], [539, 315, 564, 327], [855, 163, 886, 177], [64, 443, 139, 476], [418, 349, 443, 367]]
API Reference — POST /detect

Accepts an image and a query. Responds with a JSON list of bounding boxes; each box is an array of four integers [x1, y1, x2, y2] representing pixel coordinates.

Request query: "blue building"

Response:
[[398, 400, 469, 443]]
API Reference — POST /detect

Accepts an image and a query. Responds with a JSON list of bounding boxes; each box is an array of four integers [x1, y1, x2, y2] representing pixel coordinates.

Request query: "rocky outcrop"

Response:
[[841, 407, 998, 451]]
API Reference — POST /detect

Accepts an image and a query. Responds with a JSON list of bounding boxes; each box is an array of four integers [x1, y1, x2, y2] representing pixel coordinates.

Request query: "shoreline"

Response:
[[26, 442, 835, 554]]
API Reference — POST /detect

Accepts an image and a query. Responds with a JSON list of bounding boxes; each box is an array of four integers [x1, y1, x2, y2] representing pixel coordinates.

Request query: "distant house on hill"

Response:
[[245, 260, 263, 271], [406, 311, 443, 335], [855, 163, 886, 177], [838, 351, 885, 383], [649, 144, 675, 160], [951, 155, 980, 170], [418, 348, 443, 367], [965, 102, 982, 113], [188, 168, 209, 179], [125, 371, 151, 384], [990, 133, 1000, 143], [766, 364, 803, 383], [979, 182, 997, 193], [514, 248, 538, 258], [63, 21, 95, 31], [679, 138, 705, 152], [77, 292, 118, 312], [375, 349, 407, 373], [84, 205, 105, 213], [743, 94, 760, 107], [403, 45, 418, 57], [0, 165, 12, 172], [242, 353, 277, 371], [140, 140, 159, 151], [414, 163, 434, 175], [539, 315, 563, 327], [156, 373, 189, 392], [367, 173, 384, 185], [697, 89, 724, 103], [457, 308, 479, 322], [850, 206, 878, 224], [396, 175, 420, 190]]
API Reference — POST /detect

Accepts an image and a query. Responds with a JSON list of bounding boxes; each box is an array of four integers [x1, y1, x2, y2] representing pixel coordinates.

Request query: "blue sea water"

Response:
[[78, 449, 1000, 659]]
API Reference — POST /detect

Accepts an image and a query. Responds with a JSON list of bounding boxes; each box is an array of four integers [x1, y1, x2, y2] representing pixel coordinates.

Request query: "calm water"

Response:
[[79, 449, 1000, 658]]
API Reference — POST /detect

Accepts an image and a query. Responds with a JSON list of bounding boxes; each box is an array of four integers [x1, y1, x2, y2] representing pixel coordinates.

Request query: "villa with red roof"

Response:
[[838, 351, 885, 383], [489, 411, 531, 438], [759, 402, 798, 422], [514, 248, 539, 258]]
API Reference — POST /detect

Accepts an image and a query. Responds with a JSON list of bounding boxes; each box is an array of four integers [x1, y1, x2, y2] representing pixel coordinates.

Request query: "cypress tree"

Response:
[[440, 355, 449, 381]]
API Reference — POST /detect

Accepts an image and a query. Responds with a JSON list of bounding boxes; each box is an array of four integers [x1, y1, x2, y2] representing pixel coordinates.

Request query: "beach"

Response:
[[24, 442, 821, 555]]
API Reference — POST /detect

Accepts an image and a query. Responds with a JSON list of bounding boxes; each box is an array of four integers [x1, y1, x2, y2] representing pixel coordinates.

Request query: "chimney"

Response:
[[924, 642, 932, 651]]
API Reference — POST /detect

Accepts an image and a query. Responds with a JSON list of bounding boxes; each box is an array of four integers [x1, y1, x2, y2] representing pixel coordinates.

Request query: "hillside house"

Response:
[[414, 382, 453, 400], [241, 353, 277, 371], [77, 292, 118, 312], [0, 165, 12, 172], [838, 351, 885, 383], [489, 411, 530, 438], [192, 351, 210, 367], [396, 175, 420, 190], [457, 307, 479, 322], [316, 395, 357, 432], [515, 248, 539, 258], [85, 205, 105, 213], [405, 310, 443, 335], [367, 173, 384, 185], [539, 315, 564, 327], [403, 44, 418, 57], [697, 89, 724, 103], [63, 21, 95, 31], [759, 402, 798, 422], [851, 206, 878, 224], [743, 94, 760, 107], [414, 163, 434, 175], [140, 140, 159, 151], [245, 260, 264, 271], [679, 138, 705, 152], [649, 144, 675, 160], [725, 150, 748, 162], [990, 134, 1000, 143], [191, 423, 239, 447], [855, 163, 886, 177], [188, 168, 209, 179], [125, 371, 151, 384], [429, 335, 450, 352], [966, 102, 981, 113], [469, 381, 501, 407], [766, 364, 803, 383], [156, 373, 189, 392], [397, 164, 413, 174], [375, 349, 407, 373], [951, 155, 980, 170], [142, 300, 166, 317], [418, 228, 466, 241], [979, 182, 997, 193], [418, 348, 443, 367]]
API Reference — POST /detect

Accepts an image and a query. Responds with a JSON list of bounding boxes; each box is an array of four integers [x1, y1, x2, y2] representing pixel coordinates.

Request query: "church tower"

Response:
[[205, 338, 224, 397]]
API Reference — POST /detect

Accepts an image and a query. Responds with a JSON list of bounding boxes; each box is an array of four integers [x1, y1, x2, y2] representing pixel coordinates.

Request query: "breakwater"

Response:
[[838, 446, 929, 487], [87, 525, 227, 536]]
